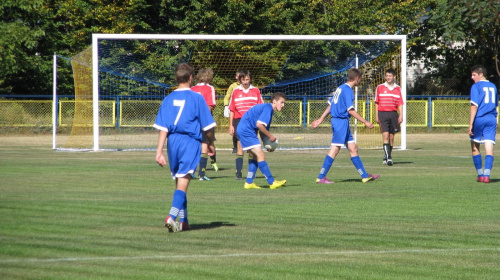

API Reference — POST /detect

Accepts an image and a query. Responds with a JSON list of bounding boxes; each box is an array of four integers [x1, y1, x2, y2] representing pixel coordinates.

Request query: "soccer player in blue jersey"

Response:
[[469, 65, 498, 184], [236, 92, 287, 189], [311, 68, 380, 184], [154, 63, 216, 232]]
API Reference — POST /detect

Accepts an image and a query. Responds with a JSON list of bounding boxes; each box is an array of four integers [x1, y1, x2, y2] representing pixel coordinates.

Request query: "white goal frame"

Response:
[[90, 34, 407, 151]]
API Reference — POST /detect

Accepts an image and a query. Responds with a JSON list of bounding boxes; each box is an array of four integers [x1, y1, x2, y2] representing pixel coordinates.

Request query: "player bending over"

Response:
[[154, 63, 216, 232], [469, 65, 498, 183], [228, 70, 264, 180], [311, 68, 380, 184], [236, 92, 287, 189]]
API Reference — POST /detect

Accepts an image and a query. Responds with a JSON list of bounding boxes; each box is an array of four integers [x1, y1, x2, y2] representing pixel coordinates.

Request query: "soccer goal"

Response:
[[53, 34, 407, 151]]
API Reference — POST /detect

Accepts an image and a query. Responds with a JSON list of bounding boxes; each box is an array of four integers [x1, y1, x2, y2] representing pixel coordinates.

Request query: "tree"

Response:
[[0, 0, 152, 95], [409, 0, 500, 93]]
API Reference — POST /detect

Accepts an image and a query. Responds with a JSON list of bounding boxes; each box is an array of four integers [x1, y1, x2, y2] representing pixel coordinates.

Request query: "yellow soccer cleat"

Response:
[[269, 179, 287, 189], [244, 182, 262, 189], [211, 162, 219, 172]]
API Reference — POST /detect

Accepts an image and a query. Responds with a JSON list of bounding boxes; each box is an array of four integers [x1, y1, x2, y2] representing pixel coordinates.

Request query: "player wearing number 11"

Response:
[[154, 63, 216, 232], [469, 65, 498, 184]]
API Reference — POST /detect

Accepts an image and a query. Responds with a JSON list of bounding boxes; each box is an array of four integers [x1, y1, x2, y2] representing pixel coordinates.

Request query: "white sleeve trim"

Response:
[[153, 124, 168, 132], [203, 122, 217, 131], [257, 120, 268, 127]]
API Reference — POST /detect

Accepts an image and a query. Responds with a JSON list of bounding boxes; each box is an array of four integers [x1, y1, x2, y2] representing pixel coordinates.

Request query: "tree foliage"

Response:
[[409, 0, 500, 91], [1, 0, 432, 95]]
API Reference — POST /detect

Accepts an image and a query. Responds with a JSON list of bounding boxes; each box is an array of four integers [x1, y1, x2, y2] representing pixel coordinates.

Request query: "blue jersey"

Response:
[[470, 80, 498, 118], [328, 83, 355, 119], [153, 88, 216, 141], [238, 103, 274, 133]]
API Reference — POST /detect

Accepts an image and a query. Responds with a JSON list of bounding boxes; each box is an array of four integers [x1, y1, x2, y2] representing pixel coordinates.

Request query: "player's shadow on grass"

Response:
[[391, 161, 413, 165], [190, 222, 236, 231]]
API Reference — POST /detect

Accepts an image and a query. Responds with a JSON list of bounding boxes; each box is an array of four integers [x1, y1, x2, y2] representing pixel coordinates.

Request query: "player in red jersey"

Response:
[[375, 69, 404, 166], [191, 68, 218, 180], [228, 70, 264, 180]]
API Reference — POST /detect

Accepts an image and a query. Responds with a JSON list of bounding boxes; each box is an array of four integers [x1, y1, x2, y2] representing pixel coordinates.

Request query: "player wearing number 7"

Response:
[[469, 65, 498, 184], [311, 68, 379, 184], [154, 63, 216, 232]]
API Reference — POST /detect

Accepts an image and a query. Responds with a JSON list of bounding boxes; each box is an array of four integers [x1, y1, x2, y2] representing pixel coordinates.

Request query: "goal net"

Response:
[[54, 34, 406, 151]]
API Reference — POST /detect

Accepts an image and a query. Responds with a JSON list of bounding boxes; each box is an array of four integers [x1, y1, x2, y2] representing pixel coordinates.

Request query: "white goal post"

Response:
[[90, 34, 407, 151]]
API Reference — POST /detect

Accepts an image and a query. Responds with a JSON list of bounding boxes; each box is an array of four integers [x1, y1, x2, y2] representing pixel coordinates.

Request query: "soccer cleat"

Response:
[[180, 222, 190, 231], [199, 175, 211, 181], [244, 182, 262, 189], [269, 179, 287, 189], [236, 173, 243, 180], [362, 174, 380, 183], [190, 173, 198, 180], [165, 217, 181, 233], [477, 176, 484, 183], [383, 155, 387, 165], [316, 177, 335, 184], [211, 163, 219, 172], [483, 176, 490, 183], [387, 158, 393, 166]]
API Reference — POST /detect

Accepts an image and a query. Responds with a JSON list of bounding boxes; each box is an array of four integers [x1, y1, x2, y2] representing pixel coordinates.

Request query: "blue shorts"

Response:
[[236, 127, 261, 151], [331, 118, 355, 147], [471, 115, 497, 144], [167, 133, 201, 178]]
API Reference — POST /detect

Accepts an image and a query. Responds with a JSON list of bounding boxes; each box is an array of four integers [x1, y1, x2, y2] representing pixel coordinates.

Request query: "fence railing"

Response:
[[0, 95, 481, 129]]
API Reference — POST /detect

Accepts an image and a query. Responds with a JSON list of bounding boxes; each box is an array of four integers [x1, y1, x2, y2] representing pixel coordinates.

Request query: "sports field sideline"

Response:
[[0, 133, 499, 279]]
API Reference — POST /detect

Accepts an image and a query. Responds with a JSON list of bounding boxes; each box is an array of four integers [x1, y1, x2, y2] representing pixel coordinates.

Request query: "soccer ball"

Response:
[[262, 136, 278, 151]]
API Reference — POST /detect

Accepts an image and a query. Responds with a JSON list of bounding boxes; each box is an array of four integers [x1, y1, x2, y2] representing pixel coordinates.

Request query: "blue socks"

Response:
[[179, 200, 188, 223], [246, 159, 258, 184], [484, 155, 494, 177], [318, 155, 334, 179], [258, 161, 274, 184], [236, 155, 243, 175], [169, 189, 186, 220], [473, 154, 483, 176], [474, 154, 494, 178], [198, 154, 208, 177], [351, 156, 368, 178]]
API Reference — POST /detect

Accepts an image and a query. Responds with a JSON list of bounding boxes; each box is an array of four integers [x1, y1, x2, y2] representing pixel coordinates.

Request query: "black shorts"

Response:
[[202, 127, 216, 143], [378, 111, 400, 134], [232, 118, 241, 140]]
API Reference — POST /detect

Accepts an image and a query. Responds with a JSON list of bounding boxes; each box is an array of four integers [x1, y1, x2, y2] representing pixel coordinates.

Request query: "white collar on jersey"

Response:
[[384, 82, 399, 90], [237, 84, 256, 93]]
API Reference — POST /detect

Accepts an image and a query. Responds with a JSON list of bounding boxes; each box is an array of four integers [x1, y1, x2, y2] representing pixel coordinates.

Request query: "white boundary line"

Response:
[[1, 248, 498, 264]]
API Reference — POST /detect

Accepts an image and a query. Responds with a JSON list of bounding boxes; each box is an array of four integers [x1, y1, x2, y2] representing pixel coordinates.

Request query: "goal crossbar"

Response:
[[91, 34, 407, 151]]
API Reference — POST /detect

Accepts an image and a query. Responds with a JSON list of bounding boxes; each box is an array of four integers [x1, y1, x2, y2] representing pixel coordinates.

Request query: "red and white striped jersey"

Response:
[[191, 83, 216, 109], [375, 82, 404, 112], [228, 85, 263, 119]]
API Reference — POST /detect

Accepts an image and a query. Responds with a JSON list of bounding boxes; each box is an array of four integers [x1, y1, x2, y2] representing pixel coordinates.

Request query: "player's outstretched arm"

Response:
[[311, 104, 331, 128], [349, 109, 374, 129], [156, 130, 168, 167]]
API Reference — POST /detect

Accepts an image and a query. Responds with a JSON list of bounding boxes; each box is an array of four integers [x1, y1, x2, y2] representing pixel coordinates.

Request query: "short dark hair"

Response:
[[175, 63, 194, 84], [271, 92, 286, 101], [237, 70, 252, 83], [347, 68, 362, 81], [471, 65, 487, 77], [386, 68, 396, 76]]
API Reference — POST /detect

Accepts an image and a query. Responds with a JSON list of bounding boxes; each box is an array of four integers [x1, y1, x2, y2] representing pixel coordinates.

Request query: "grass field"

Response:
[[1, 134, 499, 279]]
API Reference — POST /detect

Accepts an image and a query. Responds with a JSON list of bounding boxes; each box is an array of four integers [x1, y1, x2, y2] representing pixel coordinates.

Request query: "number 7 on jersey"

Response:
[[173, 99, 185, 125]]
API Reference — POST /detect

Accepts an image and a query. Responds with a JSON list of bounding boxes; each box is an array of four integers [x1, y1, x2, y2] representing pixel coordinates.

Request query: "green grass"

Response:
[[0, 134, 499, 279]]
